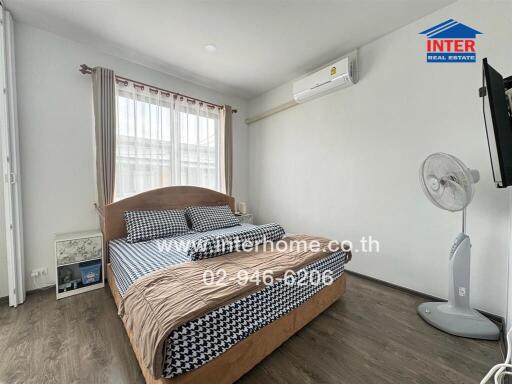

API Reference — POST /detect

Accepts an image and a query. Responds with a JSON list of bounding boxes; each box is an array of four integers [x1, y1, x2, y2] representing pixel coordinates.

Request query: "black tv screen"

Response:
[[481, 58, 512, 188]]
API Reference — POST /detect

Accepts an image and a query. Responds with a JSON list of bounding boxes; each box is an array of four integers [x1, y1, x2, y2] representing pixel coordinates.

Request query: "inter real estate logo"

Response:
[[419, 19, 482, 63]]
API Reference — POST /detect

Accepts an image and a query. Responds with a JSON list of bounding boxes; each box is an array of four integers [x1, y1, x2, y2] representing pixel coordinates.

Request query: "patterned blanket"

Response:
[[119, 234, 345, 378]]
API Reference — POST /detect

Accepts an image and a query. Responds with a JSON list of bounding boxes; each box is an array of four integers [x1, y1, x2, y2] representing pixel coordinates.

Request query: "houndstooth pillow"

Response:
[[124, 209, 190, 243], [188, 223, 285, 261], [186, 205, 240, 232]]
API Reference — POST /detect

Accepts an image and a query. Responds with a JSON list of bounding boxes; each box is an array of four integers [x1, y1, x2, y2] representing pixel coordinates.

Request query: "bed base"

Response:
[[107, 264, 346, 384]]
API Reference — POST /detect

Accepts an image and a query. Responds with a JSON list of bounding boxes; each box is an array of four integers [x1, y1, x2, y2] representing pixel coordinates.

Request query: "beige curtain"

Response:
[[220, 105, 233, 196], [92, 67, 116, 213]]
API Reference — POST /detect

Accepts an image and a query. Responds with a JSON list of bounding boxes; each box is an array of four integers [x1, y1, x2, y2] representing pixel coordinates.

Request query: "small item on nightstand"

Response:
[[238, 202, 248, 214], [59, 280, 79, 292], [79, 260, 102, 285], [59, 267, 73, 284]]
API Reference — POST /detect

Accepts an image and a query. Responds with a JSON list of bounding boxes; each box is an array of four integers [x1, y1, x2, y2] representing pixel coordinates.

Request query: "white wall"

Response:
[[13, 22, 249, 291], [248, 0, 512, 316]]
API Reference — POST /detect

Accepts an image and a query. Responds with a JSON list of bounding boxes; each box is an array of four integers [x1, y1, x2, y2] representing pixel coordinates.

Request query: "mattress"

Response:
[[109, 225, 346, 378], [109, 223, 257, 296]]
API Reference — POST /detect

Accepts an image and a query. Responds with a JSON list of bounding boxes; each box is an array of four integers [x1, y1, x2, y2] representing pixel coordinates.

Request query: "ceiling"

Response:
[[5, 0, 454, 98]]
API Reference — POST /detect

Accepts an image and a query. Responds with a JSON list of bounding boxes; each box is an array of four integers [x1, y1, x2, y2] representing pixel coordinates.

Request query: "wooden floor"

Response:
[[0, 274, 501, 384]]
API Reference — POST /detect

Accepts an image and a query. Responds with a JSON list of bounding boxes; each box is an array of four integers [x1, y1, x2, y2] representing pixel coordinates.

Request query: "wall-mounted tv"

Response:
[[480, 58, 512, 188]]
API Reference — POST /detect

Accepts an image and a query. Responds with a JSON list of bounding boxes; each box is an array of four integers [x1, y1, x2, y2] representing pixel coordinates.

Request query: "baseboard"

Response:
[[345, 268, 507, 373], [26, 284, 55, 296], [0, 283, 55, 307], [344, 270, 505, 328], [2, 284, 54, 302]]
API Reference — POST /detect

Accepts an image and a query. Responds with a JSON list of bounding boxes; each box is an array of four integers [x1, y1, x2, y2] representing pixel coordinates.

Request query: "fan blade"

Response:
[[439, 179, 467, 211]]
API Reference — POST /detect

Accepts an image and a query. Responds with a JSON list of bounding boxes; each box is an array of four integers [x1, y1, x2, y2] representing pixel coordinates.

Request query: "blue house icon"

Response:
[[419, 19, 482, 39]]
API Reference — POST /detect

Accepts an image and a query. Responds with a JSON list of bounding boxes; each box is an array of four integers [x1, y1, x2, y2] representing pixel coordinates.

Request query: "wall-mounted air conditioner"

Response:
[[292, 51, 358, 103]]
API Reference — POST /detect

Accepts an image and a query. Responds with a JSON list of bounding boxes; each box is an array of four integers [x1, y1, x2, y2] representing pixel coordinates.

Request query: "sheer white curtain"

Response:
[[115, 83, 221, 200]]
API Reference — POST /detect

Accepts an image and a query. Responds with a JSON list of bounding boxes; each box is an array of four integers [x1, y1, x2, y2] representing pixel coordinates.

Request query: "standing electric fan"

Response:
[[417, 153, 499, 340]]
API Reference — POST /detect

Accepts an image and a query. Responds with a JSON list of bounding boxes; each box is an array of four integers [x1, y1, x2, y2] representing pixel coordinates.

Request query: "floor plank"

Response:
[[0, 274, 501, 384]]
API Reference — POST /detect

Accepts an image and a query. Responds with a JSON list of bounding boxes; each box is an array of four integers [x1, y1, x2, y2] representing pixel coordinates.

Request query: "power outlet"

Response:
[[30, 267, 48, 278]]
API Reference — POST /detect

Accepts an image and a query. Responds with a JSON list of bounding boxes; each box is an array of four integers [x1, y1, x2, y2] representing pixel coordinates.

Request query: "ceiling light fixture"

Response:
[[204, 44, 217, 53]]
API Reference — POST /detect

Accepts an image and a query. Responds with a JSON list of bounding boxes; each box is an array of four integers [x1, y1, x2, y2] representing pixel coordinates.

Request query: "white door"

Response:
[[0, 7, 25, 307], [0, 142, 8, 299]]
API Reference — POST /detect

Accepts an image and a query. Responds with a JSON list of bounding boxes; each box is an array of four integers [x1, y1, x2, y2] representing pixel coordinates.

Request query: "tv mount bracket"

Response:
[[479, 75, 512, 114]]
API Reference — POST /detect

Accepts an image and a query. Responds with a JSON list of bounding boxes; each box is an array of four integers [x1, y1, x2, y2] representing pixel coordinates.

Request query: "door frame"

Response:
[[0, 6, 25, 307]]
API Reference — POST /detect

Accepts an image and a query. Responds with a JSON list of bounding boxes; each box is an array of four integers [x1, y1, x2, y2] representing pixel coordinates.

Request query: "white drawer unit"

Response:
[[55, 230, 104, 299]]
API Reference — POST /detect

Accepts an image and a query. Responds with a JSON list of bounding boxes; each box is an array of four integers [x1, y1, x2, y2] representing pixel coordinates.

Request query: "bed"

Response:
[[103, 186, 349, 384]]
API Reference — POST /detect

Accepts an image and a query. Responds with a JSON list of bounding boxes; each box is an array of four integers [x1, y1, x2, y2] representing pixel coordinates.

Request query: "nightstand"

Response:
[[55, 230, 104, 300], [236, 213, 253, 224]]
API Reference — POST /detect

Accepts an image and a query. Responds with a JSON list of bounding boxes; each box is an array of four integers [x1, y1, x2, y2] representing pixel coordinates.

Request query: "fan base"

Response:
[[417, 302, 499, 340]]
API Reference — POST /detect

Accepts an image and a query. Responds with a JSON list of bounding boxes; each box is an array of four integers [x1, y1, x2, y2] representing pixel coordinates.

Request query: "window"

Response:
[[115, 85, 221, 200]]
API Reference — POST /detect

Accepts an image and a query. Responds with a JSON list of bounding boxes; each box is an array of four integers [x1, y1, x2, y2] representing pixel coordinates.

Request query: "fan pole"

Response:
[[462, 208, 467, 234]]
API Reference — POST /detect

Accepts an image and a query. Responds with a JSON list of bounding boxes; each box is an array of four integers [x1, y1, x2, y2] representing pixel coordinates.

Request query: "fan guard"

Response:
[[420, 153, 479, 212]]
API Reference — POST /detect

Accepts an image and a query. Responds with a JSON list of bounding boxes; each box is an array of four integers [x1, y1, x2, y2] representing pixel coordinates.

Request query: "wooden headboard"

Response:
[[103, 186, 235, 242]]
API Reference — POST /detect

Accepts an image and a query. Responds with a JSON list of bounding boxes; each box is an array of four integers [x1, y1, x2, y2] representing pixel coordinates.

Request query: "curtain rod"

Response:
[[79, 64, 237, 113]]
